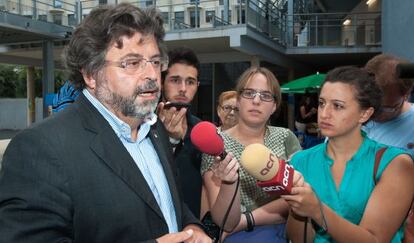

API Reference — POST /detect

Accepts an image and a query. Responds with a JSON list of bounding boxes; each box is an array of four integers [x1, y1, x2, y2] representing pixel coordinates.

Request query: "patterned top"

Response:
[[201, 126, 301, 212]]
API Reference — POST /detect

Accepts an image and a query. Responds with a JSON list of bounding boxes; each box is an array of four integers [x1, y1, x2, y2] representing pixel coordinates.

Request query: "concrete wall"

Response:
[[382, 0, 414, 61], [0, 98, 44, 130]]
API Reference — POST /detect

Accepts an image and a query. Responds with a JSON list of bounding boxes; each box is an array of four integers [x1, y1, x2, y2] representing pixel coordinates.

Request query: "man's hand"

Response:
[[156, 229, 194, 243], [157, 102, 188, 140], [182, 224, 212, 243]]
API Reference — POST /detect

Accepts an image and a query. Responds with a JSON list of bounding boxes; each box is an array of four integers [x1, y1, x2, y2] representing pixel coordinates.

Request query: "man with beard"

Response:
[[0, 4, 210, 243], [157, 47, 204, 218]]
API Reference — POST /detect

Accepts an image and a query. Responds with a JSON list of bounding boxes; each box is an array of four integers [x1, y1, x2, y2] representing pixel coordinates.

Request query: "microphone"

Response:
[[396, 63, 414, 79], [240, 143, 296, 195], [190, 121, 227, 159]]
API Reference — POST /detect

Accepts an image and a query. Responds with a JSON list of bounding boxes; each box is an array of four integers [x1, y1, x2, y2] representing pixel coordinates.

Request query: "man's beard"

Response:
[[95, 76, 160, 120]]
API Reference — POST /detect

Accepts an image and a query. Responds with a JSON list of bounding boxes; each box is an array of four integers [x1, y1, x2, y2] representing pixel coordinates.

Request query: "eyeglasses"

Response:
[[381, 98, 404, 113], [240, 88, 276, 102], [166, 77, 199, 87], [105, 56, 169, 75], [221, 105, 239, 113]]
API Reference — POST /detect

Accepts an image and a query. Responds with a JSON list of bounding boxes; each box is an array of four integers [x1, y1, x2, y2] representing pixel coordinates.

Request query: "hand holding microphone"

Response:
[[190, 121, 239, 183], [211, 153, 239, 184], [191, 122, 241, 234], [240, 143, 303, 195]]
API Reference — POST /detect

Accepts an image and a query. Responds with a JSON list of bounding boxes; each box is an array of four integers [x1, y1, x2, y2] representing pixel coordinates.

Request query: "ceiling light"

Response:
[[366, 0, 376, 5], [343, 19, 351, 26]]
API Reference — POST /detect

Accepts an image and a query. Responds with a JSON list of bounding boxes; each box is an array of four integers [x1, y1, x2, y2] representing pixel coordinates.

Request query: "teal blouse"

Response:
[[290, 136, 409, 243]]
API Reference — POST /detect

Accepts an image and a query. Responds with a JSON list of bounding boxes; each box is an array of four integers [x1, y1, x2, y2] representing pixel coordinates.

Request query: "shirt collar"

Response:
[[323, 132, 368, 166], [82, 89, 157, 142]]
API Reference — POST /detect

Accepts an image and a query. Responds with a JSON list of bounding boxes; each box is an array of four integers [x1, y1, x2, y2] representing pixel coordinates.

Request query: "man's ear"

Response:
[[360, 107, 374, 124], [82, 69, 96, 90]]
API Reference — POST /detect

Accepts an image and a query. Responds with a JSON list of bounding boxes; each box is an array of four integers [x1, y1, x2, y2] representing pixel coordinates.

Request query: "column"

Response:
[[287, 68, 295, 131], [250, 55, 260, 67], [42, 40, 55, 118], [27, 66, 35, 125]]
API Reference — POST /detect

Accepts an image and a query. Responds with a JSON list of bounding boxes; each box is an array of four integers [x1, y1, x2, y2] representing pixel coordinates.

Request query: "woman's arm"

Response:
[[286, 211, 315, 243], [284, 154, 414, 242], [251, 198, 289, 226], [300, 106, 316, 119], [228, 197, 289, 234], [202, 153, 241, 232]]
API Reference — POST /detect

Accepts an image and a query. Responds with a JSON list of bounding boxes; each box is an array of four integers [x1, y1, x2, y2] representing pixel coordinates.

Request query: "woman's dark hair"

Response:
[[323, 66, 383, 120], [63, 3, 165, 90]]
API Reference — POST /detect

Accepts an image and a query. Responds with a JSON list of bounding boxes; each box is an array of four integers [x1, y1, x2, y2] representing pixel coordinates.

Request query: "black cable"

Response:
[[217, 174, 240, 243], [303, 217, 308, 243]]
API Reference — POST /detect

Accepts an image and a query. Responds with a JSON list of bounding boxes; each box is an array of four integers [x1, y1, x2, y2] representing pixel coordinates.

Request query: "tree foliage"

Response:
[[0, 65, 18, 97], [0, 64, 67, 98]]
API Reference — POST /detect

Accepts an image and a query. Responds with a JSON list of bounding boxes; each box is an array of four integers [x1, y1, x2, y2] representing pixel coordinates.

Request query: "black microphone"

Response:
[[396, 63, 414, 79]]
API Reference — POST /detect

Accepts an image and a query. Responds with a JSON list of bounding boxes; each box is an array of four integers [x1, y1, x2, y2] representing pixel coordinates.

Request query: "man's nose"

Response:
[[177, 81, 188, 92], [142, 61, 158, 81]]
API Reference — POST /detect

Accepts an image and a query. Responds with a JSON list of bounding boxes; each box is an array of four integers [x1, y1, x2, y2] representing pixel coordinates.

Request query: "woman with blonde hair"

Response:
[[201, 67, 301, 242]]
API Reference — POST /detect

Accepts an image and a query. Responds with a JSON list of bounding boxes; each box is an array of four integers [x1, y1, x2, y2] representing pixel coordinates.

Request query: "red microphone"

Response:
[[190, 121, 227, 159], [240, 143, 297, 195]]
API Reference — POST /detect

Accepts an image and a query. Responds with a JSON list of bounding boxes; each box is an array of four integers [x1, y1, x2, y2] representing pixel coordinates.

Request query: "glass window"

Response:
[[175, 11, 184, 23], [145, 1, 153, 6], [53, 13, 62, 25], [99, 0, 107, 4], [38, 14, 47, 22], [68, 14, 77, 26], [54, 0, 62, 8], [221, 10, 231, 21], [161, 12, 169, 24], [206, 10, 215, 23], [190, 10, 200, 28], [237, 9, 245, 24]]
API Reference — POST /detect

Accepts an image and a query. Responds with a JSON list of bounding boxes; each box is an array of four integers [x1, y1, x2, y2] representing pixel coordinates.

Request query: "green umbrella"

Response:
[[281, 73, 326, 94]]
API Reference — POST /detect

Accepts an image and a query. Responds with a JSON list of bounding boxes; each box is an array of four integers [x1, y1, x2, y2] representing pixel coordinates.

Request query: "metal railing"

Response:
[[0, 1, 382, 49], [287, 12, 382, 48], [246, 0, 286, 44], [0, 0, 78, 26]]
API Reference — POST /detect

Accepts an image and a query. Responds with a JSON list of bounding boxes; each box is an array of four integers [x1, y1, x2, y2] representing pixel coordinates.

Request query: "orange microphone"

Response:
[[240, 143, 298, 195]]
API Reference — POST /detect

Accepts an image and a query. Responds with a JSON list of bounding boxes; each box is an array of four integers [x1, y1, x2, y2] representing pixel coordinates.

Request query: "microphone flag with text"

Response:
[[190, 121, 227, 159], [240, 143, 295, 195]]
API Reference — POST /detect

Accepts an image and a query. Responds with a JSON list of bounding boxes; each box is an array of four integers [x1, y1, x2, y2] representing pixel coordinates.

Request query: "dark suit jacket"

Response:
[[0, 94, 199, 243]]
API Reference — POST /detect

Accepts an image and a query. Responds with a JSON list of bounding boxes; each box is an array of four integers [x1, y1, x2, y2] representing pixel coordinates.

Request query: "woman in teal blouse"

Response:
[[283, 66, 414, 242]]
